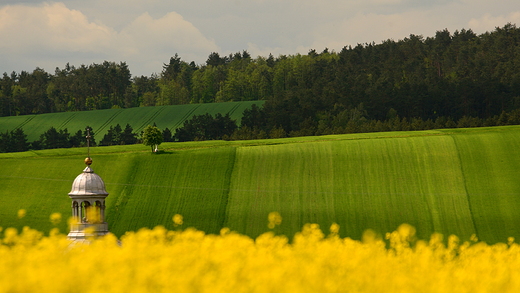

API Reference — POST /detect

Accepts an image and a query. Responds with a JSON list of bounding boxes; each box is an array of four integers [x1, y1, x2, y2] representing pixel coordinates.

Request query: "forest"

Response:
[[1, 23, 520, 140]]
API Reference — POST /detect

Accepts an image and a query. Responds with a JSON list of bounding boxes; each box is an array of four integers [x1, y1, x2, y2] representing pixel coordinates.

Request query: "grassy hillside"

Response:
[[1, 126, 519, 243], [0, 101, 264, 141]]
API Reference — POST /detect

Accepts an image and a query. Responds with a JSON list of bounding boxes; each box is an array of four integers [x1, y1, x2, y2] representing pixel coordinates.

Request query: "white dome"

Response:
[[69, 166, 108, 196]]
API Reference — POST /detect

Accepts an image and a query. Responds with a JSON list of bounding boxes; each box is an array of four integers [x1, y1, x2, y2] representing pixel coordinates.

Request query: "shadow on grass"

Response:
[[151, 150, 175, 155]]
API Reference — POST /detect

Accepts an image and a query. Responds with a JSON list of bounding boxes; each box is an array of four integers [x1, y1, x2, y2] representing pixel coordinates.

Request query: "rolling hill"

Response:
[[0, 126, 519, 243], [0, 101, 264, 142]]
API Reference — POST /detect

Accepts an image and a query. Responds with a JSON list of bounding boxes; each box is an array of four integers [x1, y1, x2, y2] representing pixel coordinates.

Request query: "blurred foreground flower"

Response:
[[0, 220, 519, 293], [173, 214, 183, 226], [17, 209, 26, 219], [50, 213, 62, 225], [268, 211, 282, 229]]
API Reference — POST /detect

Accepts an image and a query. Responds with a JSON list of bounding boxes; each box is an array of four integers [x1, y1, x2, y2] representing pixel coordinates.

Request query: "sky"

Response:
[[0, 0, 519, 77]]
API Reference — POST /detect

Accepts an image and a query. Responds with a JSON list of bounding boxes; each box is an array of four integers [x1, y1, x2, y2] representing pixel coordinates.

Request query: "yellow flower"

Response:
[[329, 222, 340, 235], [267, 212, 282, 229], [49, 213, 62, 225], [173, 214, 183, 226], [85, 207, 101, 223], [17, 209, 26, 219], [0, 220, 520, 292]]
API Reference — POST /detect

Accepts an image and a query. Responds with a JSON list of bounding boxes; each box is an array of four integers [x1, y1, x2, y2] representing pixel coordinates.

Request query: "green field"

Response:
[[0, 101, 263, 141], [1, 126, 519, 243]]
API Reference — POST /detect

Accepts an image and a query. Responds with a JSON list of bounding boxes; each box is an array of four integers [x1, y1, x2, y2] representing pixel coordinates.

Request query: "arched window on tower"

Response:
[[94, 200, 104, 223], [82, 201, 103, 224], [81, 201, 91, 223], [72, 201, 79, 220]]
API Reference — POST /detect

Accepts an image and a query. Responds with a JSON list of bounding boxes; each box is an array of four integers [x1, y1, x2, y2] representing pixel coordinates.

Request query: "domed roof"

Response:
[[69, 166, 108, 196]]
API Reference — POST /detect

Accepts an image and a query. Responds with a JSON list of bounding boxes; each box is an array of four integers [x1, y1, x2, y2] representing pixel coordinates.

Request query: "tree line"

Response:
[[0, 124, 140, 153], [1, 24, 520, 139], [2, 105, 520, 153], [0, 115, 235, 152], [0, 122, 178, 153]]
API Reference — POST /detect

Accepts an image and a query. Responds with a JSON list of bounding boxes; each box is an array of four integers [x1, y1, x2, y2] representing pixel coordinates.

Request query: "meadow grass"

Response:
[[447, 126, 520, 243], [101, 147, 236, 234], [224, 132, 475, 240], [0, 126, 519, 242]]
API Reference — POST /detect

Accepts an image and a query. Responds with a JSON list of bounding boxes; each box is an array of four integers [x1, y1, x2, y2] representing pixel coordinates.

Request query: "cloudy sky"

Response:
[[1, 0, 519, 76]]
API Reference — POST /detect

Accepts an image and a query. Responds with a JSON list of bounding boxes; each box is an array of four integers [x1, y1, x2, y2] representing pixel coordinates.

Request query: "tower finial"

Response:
[[85, 127, 92, 166]]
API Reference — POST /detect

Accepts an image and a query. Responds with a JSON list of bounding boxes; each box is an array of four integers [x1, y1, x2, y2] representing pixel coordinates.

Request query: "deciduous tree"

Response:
[[142, 125, 163, 152]]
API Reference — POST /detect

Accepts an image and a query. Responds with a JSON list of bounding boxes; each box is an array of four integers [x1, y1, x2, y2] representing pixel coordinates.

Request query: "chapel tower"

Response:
[[67, 128, 109, 241]]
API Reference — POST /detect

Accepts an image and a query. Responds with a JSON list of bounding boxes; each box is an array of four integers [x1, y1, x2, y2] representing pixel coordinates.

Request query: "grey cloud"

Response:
[[0, 0, 518, 76]]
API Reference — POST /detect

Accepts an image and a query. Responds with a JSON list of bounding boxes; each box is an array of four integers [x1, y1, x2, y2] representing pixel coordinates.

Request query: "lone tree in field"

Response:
[[142, 125, 163, 153]]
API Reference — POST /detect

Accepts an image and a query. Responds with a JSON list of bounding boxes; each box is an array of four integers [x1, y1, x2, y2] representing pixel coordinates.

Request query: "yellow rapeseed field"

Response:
[[0, 213, 519, 293]]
